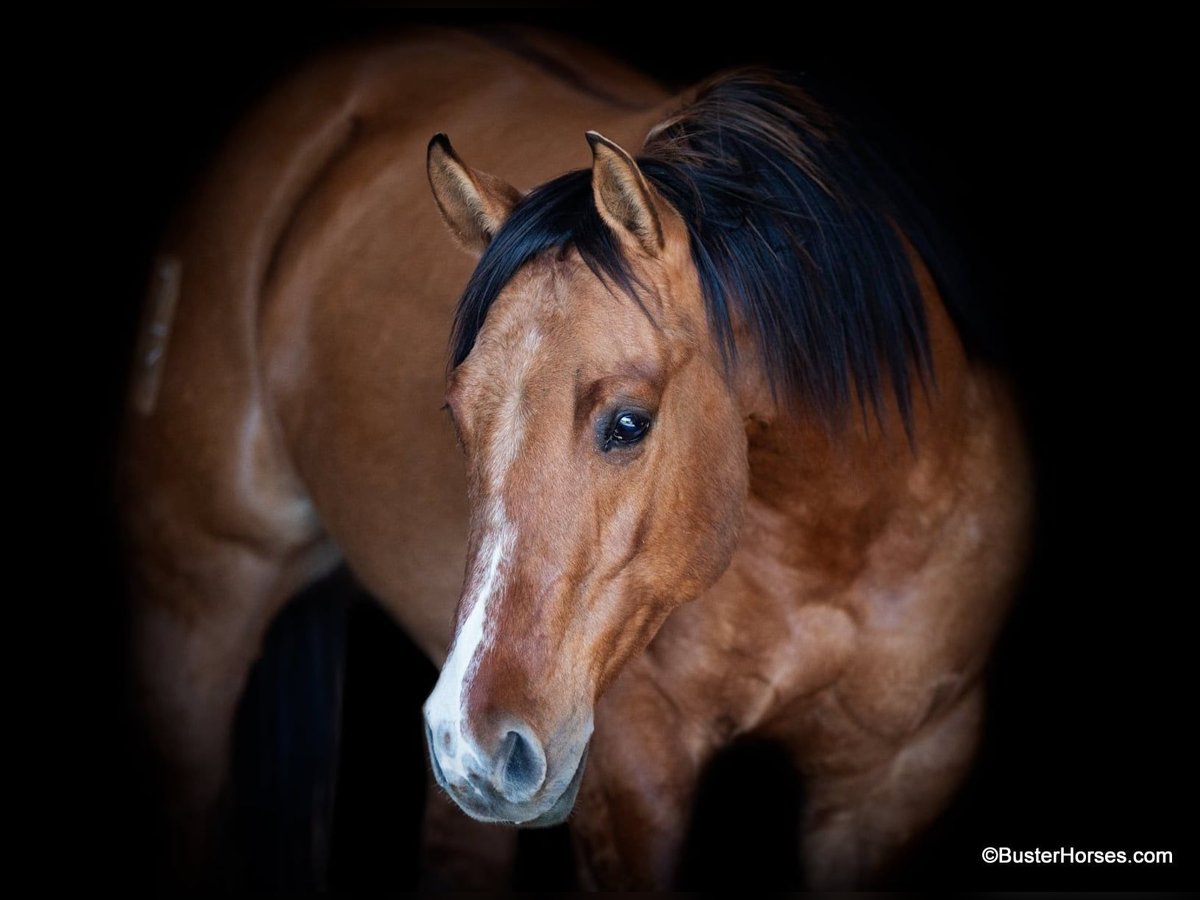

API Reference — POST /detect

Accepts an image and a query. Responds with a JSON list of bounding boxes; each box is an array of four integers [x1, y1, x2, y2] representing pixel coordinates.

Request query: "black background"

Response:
[[64, 9, 1191, 893]]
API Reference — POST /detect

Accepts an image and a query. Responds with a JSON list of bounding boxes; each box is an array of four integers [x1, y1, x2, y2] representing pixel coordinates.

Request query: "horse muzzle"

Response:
[[424, 711, 591, 826]]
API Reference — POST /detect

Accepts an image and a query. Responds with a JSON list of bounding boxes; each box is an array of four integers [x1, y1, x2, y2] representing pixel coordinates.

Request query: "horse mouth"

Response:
[[427, 731, 590, 826], [521, 744, 589, 827]]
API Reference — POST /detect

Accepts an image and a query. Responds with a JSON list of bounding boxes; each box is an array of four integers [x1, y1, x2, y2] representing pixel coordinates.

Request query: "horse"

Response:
[[119, 27, 1031, 890]]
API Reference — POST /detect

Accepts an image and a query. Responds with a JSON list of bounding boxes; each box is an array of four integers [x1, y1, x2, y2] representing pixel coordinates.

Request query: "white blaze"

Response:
[[424, 324, 542, 783], [424, 502, 515, 781]]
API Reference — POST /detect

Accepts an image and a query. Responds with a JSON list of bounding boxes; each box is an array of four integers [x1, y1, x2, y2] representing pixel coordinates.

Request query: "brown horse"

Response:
[[119, 27, 1031, 889]]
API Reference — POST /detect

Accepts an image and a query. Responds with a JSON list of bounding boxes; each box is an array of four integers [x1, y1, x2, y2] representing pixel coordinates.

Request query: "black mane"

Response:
[[450, 70, 957, 432]]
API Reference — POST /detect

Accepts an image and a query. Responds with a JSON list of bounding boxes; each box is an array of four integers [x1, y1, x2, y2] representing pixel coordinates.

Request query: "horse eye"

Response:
[[605, 410, 651, 450]]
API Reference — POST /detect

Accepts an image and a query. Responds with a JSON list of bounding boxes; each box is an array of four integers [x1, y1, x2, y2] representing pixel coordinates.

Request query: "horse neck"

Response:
[[734, 265, 974, 595]]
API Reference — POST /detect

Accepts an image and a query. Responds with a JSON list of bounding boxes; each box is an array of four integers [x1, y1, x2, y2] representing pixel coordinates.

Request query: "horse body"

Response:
[[120, 28, 1031, 889]]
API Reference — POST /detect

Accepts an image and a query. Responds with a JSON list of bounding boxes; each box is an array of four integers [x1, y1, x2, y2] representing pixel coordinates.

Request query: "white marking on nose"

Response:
[[424, 323, 543, 783], [424, 507, 515, 781]]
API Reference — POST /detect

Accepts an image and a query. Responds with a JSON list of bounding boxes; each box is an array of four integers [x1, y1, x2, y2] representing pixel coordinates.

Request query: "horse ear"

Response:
[[427, 133, 521, 255], [586, 131, 665, 256]]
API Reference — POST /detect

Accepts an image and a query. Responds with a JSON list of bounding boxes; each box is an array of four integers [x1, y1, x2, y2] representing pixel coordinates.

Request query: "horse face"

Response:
[[423, 134, 748, 824]]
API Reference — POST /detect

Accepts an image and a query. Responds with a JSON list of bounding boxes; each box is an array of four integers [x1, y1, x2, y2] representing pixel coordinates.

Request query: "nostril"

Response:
[[496, 728, 546, 802]]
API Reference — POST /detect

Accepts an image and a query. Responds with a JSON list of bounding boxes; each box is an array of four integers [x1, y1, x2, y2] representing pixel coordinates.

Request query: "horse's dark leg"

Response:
[[798, 685, 984, 889], [230, 574, 349, 892]]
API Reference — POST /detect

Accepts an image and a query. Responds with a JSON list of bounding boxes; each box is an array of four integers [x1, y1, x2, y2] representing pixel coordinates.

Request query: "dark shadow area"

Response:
[[230, 569, 350, 892], [513, 820, 579, 890], [677, 738, 804, 889], [327, 585, 435, 891]]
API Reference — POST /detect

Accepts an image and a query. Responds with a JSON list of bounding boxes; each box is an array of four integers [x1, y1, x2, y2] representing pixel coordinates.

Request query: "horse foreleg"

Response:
[[799, 685, 984, 889], [129, 535, 330, 884]]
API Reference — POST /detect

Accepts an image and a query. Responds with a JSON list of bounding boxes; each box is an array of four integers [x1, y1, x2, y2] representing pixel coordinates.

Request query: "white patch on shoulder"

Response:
[[133, 256, 182, 415]]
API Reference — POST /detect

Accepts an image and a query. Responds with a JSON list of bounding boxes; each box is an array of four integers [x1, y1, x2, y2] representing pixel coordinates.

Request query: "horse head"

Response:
[[422, 130, 749, 825]]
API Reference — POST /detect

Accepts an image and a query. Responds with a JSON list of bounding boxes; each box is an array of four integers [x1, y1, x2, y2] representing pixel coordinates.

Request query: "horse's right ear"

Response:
[[427, 134, 521, 256]]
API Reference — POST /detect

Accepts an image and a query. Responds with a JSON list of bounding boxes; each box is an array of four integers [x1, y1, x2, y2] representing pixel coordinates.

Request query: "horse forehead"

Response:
[[475, 279, 651, 368], [481, 274, 558, 344]]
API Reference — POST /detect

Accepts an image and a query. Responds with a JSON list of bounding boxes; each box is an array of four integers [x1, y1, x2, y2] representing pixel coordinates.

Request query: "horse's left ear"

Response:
[[586, 131, 665, 256], [427, 133, 522, 256]]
